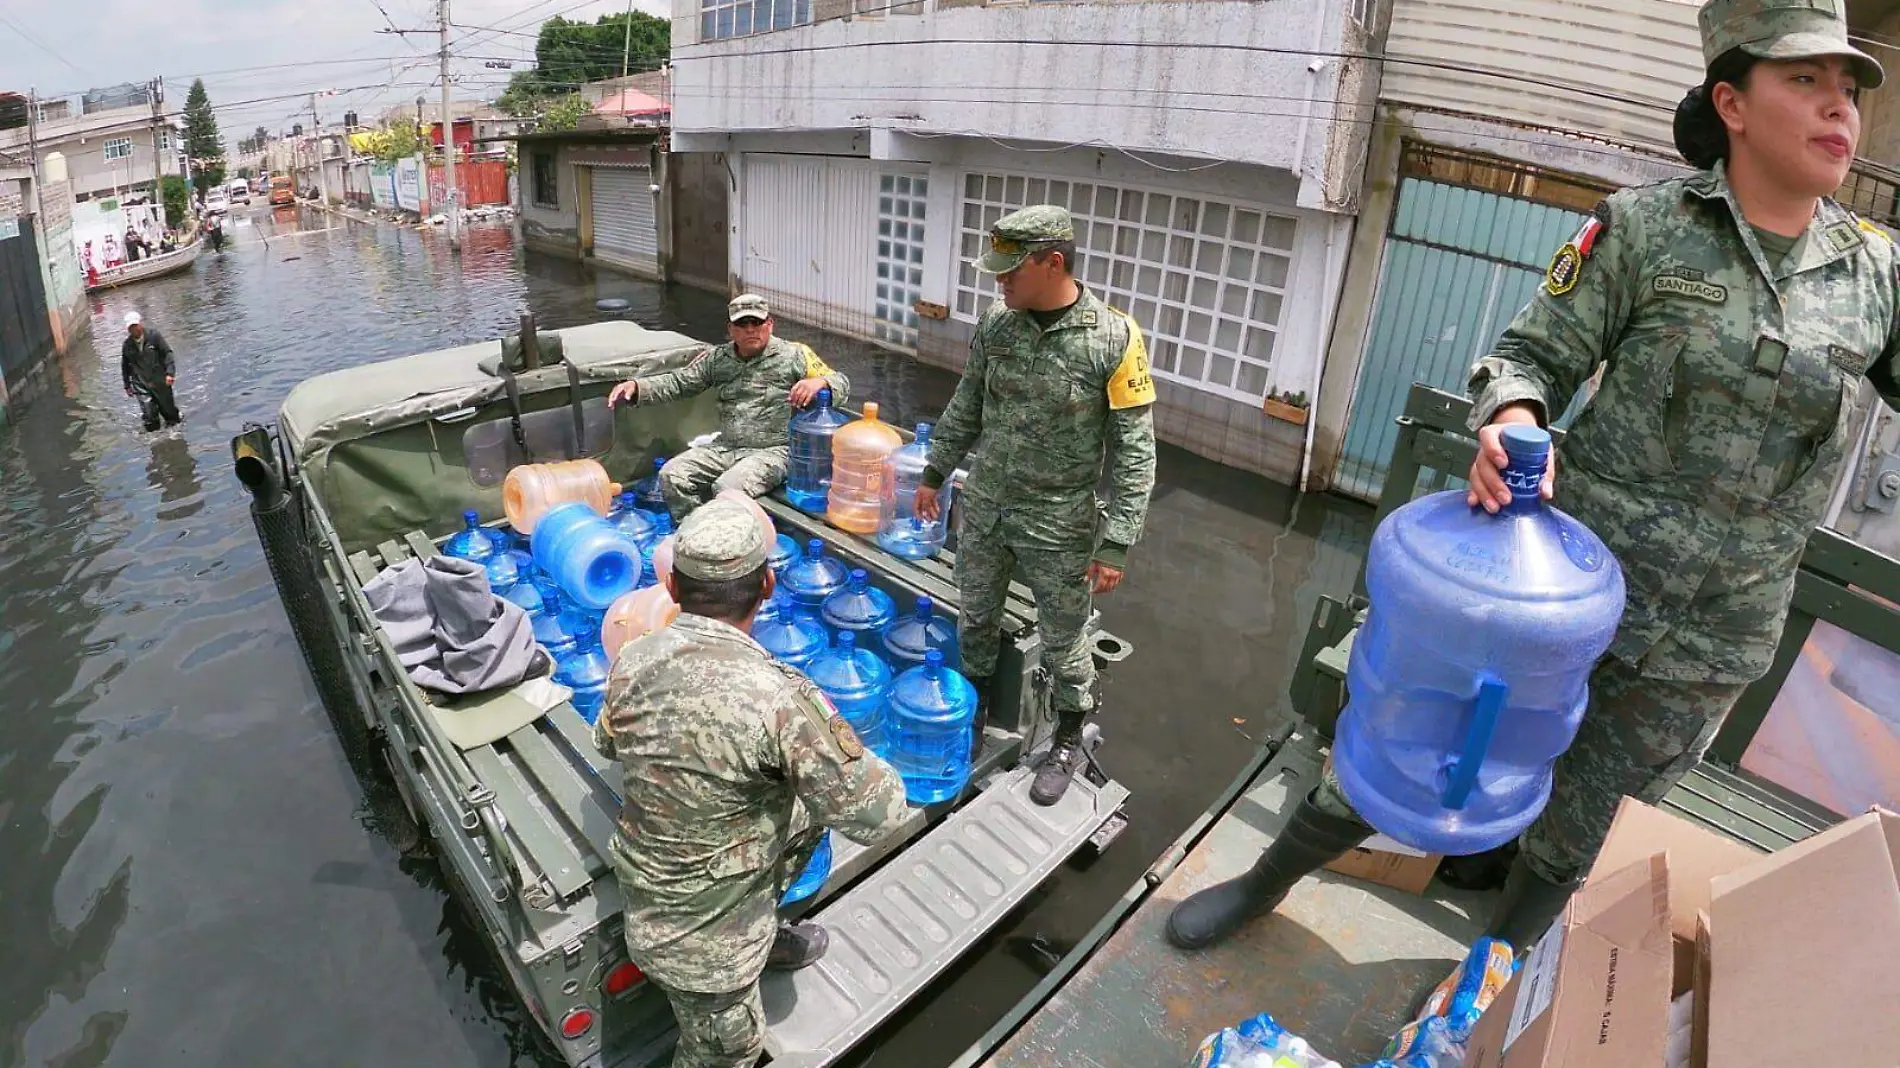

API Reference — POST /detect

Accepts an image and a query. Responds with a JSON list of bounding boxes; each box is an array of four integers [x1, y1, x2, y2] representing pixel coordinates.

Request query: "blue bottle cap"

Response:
[[839, 630, 856, 649], [1500, 424, 1551, 460], [916, 595, 932, 614], [915, 422, 930, 436], [925, 649, 943, 666], [464, 508, 480, 525], [807, 538, 824, 555], [850, 568, 867, 585], [654, 456, 667, 469], [816, 387, 831, 405], [619, 491, 636, 507]]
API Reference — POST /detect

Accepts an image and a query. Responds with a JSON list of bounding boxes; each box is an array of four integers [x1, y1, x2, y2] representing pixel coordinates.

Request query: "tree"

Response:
[[159, 175, 190, 229], [539, 94, 593, 132], [182, 79, 226, 194], [496, 10, 668, 116], [367, 119, 424, 162]]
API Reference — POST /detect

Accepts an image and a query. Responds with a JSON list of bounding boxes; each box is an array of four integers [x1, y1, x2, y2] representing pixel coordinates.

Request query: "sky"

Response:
[[1, 0, 670, 145]]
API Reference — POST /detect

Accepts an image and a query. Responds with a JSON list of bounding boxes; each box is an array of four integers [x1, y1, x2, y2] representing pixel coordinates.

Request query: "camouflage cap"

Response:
[[1699, 0, 1884, 88], [673, 498, 769, 581], [728, 293, 771, 322], [975, 205, 1076, 274]]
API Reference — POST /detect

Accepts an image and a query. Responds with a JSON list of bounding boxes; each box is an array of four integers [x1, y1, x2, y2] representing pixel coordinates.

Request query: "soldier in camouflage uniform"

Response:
[[609, 294, 849, 523], [592, 499, 913, 1068], [914, 205, 1158, 807], [1169, 0, 1900, 953]]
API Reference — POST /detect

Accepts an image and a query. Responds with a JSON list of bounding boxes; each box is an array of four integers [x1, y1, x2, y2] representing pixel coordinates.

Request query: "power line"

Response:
[[0, 11, 88, 78]]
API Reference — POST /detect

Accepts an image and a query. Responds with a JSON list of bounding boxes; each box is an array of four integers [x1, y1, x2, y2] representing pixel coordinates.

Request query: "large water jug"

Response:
[[780, 831, 833, 906], [556, 613, 613, 724], [805, 630, 893, 754], [445, 510, 504, 564], [1332, 426, 1625, 855], [504, 459, 621, 535], [876, 423, 950, 560], [782, 538, 848, 609], [881, 595, 960, 674], [828, 402, 903, 534], [886, 650, 979, 804], [603, 584, 678, 658], [482, 546, 524, 592], [767, 532, 800, 577], [754, 593, 829, 670], [821, 568, 895, 640], [529, 580, 579, 659], [633, 457, 673, 533], [609, 491, 658, 550], [502, 568, 547, 616], [531, 500, 644, 610], [786, 387, 851, 513]]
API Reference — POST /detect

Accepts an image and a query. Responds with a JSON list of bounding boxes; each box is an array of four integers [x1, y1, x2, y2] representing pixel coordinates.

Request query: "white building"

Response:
[[668, 0, 1387, 482], [0, 89, 183, 204]]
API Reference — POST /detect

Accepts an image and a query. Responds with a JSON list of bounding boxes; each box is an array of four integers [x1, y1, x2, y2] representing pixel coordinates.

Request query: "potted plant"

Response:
[[1263, 389, 1310, 426]]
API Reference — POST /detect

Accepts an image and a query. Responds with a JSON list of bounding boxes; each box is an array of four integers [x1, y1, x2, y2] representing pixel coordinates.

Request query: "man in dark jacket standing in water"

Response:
[[121, 312, 182, 430]]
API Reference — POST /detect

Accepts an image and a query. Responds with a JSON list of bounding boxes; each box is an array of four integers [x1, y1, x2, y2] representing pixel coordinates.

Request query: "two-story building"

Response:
[[0, 86, 183, 205]]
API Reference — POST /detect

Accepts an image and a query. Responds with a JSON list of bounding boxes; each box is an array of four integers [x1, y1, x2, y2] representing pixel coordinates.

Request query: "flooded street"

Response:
[[0, 206, 1371, 1068]]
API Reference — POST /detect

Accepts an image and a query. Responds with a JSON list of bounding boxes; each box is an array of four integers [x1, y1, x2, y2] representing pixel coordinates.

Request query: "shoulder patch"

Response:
[[1105, 309, 1157, 410], [829, 716, 865, 759], [1543, 213, 1604, 298]]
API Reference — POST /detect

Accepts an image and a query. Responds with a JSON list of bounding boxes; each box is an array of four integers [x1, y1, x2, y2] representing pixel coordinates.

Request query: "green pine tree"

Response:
[[182, 79, 226, 194]]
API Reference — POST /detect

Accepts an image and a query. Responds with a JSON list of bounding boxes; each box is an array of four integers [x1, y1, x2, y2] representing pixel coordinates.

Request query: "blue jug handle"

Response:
[[1442, 676, 1509, 810]]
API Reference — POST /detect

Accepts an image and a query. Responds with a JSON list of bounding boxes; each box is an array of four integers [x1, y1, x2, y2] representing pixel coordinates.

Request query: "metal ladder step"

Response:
[[759, 767, 1131, 1068]]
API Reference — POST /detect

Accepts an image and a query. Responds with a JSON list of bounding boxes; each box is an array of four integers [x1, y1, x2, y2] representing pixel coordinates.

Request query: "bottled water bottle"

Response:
[[876, 423, 950, 560], [805, 631, 893, 754], [482, 544, 523, 591], [753, 592, 829, 671], [633, 457, 672, 533], [445, 509, 503, 564], [827, 402, 902, 534], [821, 568, 896, 641], [886, 650, 978, 803], [529, 581, 579, 659], [531, 501, 644, 610], [1333, 426, 1625, 855], [779, 831, 833, 906], [881, 595, 960, 674], [555, 613, 612, 724], [786, 387, 850, 513], [609, 490, 658, 550], [767, 532, 800, 577], [501, 569, 546, 616], [782, 538, 848, 609]]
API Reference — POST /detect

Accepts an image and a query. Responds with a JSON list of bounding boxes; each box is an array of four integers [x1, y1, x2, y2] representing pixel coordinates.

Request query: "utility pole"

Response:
[[439, 0, 460, 249], [311, 93, 332, 208], [26, 87, 47, 229], [150, 76, 165, 201], [622, 0, 635, 78]]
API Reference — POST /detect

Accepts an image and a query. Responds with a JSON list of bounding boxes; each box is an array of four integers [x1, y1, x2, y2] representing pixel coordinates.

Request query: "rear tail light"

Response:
[[560, 1007, 596, 1040], [604, 961, 646, 998]]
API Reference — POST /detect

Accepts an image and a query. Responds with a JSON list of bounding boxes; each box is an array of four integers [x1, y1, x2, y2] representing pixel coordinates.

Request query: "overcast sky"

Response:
[[2, 0, 670, 143]]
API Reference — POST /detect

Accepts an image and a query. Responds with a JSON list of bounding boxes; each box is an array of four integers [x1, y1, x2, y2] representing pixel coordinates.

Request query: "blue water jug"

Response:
[[821, 568, 895, 639], [633, 457, 673, 533], [531, 500, 643, 610], [445, 509, 503, 564], [876, 423, 950, 560], [782, 538, 848, 609], [502, 569, 547, 616], [610, 491, 658, 549], [556, 613, 612, 724], [886, 650, 979, 804], [780, 831, 833, 906], [806, 630, 893, 754], [881, 594, 960, 674], [767, 532, 800, 577], [530, 580, 579, 660], [754, 592, 829, 670], [785, 387, 851, 513], [1332, 426, 1624, 855]]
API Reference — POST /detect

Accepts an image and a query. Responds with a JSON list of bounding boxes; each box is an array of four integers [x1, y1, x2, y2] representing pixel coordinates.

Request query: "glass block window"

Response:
[[701, 0, 810, 40], [874, 171, 928, 348], [954, 172, 1298, 403]]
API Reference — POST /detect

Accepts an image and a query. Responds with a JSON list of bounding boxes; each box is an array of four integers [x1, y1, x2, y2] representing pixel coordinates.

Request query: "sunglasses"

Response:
[[731, 317, 768, 327]]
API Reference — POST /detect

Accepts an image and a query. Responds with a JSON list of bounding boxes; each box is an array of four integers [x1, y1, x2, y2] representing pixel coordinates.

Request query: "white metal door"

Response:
[[590, 165, 658, 277], [741, 154, 881, 339]]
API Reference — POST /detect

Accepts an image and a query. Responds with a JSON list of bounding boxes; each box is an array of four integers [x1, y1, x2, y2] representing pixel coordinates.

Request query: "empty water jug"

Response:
[[782, 538, 848, 609], [767, 532, 800, 576], [529, 581, 580, 660], [821, 569, 895, 639], [828, 402, 903, 534], [483, 547, 523, 592], [806, 631, 893, 754], [609, 491, 658, 549], [1332, 426, 1625, 856], [603, 585, 678, 657], [504, 459, 622, 535], [886, 650, 979, 804], [786, 387, 851, 513], [754, 593, 830, 671], [531, 500, 643, 610], [650, 535, 675, 585], [556, 614, 613, 724], [876, 423, 950, 560], [502, 569, 547, 616], [445, 510, 504, 564], [881, 595, 960, 674], [779, 831, 833, 906]]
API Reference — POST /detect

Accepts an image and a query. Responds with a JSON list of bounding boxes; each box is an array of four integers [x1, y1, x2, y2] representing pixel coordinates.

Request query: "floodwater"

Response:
[[0, 203, 1372, 1068]]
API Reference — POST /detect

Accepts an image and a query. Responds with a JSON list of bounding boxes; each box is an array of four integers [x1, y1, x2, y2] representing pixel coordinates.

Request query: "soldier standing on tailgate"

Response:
[[593, 499, 913, 1068], [608, 294, 850, 524], [914, 205, 1158, 807]]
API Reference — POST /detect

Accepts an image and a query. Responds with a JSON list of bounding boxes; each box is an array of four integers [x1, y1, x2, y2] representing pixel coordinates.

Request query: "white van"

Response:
[[227, 179, 252, 205]]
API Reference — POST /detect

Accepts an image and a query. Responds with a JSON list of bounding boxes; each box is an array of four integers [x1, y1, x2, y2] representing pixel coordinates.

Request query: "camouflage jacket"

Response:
[[1469, 163, 1900, 683], [591, 613, 910, 993], [633, 336, 849, 451], [925, 287, 1158, 555]]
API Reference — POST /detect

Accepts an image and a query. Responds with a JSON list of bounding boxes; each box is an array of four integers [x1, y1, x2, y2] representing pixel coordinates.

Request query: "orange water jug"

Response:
[[714, 488, 778, 546], [504, 459, 622, 534], [651, 535, 676, 584], [602, 585, 679, 656], [827, 402, 902, 535]]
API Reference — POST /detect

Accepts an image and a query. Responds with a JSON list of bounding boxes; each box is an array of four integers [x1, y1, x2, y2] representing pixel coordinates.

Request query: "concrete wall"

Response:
[[519, 143, 582, 256], [1858, 8, 1900, 173], [670, 150, 730, 293]]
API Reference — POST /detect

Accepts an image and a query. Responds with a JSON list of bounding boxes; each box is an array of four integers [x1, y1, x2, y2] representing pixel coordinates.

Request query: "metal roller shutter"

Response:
[[591, 165, 658, 277]]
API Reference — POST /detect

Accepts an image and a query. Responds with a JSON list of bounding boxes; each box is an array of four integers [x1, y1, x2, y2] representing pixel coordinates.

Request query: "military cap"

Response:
[[728, 293, 771, 323], [975, 205, 1076, 274], [673, 498, 769, 581], [1699, 0, 1883, 88]]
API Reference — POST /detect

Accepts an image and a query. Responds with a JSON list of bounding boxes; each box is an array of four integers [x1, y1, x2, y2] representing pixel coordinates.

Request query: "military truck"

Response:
[[231, 319, 1134, 1067]]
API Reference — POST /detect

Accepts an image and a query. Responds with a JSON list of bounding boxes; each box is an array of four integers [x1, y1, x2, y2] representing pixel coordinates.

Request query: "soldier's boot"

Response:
[[766, 921, 829, 971], [1029, 706, 1088, 807], [965, 676, 994, 762], [1165, 791, 1370, 951], [1485, 853, 1581, 949]]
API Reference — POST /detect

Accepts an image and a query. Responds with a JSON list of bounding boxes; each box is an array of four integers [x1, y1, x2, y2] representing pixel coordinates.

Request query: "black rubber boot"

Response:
[[1165, 791, 1371, 951], [1029, 707, 1087, 807], [1484, 853, 1582, 950], [966, 676, 993, 762], [766, 921, 830, 970]]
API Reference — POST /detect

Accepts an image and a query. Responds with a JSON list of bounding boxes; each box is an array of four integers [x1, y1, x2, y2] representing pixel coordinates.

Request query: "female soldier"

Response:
[[1168, 0, 1900, 954]]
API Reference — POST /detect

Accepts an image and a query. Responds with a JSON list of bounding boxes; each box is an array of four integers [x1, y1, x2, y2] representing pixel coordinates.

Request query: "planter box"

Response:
[[1263, 397, 1309, 426]]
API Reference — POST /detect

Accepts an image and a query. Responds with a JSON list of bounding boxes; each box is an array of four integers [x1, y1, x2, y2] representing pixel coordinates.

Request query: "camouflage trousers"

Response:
[[955, 525, 1096, 714], [660, 444, 790, 524], [657, 980, 766, 1068], [1314, 654, 1746, 883]]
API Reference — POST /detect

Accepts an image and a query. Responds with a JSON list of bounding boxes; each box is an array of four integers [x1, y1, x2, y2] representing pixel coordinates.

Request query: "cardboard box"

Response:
[[1704, 808, 1900, 1068], [1460, 852, 1675, 1067], [1323, 832, 1442, 894]]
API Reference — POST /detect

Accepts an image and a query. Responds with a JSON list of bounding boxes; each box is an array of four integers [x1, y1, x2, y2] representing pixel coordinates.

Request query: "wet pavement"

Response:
[[0, 204, 1372, 1068]]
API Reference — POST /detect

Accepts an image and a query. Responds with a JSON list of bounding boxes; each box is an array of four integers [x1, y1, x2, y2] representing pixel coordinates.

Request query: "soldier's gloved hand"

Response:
[[915, 484, 941, 523], [608, 380, 639, 408], [1466, 402, 1553, 514], [1086, 561, 1124, 595]]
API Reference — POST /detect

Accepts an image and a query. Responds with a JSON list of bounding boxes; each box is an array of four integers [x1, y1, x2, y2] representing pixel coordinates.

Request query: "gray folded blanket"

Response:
[[362, 554, 547, 695]]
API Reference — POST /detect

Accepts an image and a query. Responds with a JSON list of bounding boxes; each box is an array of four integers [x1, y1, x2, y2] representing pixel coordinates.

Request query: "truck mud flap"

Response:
[[759, 768, 1131, 1068]]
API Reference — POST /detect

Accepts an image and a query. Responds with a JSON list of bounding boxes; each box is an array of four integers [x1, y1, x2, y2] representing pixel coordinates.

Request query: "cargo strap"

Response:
[[500, 366, 533, 463]]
